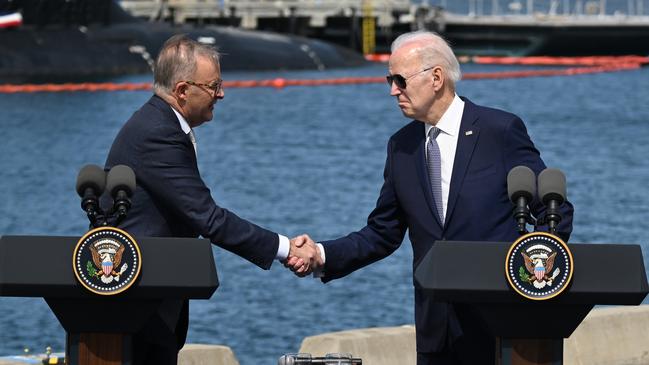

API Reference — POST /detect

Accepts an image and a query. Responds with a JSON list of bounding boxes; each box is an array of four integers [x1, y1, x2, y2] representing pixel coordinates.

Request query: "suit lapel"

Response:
[[445, 99, 480, 226], [150, 95, 199, 168], [414, 122, 444, 228]]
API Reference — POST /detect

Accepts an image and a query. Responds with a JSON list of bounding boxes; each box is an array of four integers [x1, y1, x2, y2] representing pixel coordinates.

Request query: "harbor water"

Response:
[[1, 62, 649, 364]]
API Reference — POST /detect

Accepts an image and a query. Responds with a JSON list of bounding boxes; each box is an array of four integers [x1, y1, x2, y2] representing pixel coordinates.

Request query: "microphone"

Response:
[[538, 168, 567, 235], [278, 354, 362, 365], [106, 165, 136, 225], [76, 164, 106, 227], [507, 166, 536, 235]]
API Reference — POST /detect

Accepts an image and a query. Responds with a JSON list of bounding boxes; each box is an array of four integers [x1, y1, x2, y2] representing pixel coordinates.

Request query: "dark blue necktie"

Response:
[[427, 127, 443, 222]]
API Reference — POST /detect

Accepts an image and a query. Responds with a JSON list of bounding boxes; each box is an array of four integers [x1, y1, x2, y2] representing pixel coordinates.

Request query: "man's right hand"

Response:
[[284, 234, 323, 277]]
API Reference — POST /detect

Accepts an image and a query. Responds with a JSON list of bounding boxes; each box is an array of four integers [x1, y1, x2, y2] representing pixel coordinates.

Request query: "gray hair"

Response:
[[391, 31, 461, 86], [153, 34, 220, 95]]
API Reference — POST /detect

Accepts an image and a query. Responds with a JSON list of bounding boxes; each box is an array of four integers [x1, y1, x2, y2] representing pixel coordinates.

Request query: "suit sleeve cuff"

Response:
[[275, 234, 290, 261]]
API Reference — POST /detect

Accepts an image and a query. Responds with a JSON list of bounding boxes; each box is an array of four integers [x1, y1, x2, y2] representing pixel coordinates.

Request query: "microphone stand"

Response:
[[82, 198, 130, 229], [81, 187, 105, 228], [513, 196, 536, 235], [543, 200, 562, 236], [112, 190, 132, 227]]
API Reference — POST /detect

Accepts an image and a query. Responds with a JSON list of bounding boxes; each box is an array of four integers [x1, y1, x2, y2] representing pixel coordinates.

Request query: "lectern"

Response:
[[414, 241, 648, 365], [0, 235, 218, 365]]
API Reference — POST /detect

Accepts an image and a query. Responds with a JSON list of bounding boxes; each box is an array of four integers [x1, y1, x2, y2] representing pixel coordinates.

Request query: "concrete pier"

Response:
[[2, 305, 649, 365], [0, 344, 240, 365], [299, 305, 649, 365]]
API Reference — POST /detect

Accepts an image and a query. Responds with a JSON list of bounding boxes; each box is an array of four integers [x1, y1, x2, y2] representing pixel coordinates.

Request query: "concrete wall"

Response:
[[564, 306, 649, 365], [300, 325, 417, 365], [0, 344, 239, 365], [299, 306, 649, 365], [4, 306, 649, 365], [178, 344, 239, 365]]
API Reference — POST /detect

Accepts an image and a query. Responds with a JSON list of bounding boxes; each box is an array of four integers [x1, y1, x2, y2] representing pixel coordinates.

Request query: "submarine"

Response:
[[0, 0, 367, 83]]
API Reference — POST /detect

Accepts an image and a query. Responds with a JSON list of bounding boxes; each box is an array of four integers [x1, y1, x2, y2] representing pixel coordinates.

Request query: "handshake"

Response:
[[284, 234, 324, 277]]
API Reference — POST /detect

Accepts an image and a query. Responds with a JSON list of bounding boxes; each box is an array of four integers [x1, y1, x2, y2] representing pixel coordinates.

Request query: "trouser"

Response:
[[416, 334, 496, 365], [417, 304, 496, 365], [132, 300, 188, 365]]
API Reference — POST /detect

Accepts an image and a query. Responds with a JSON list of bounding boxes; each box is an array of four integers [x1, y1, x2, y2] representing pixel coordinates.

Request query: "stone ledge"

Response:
[[0, 344, 239, 365], [179, 344, 239, 365], [564, 305, 649, 365], [4, 306, 649, 365], [299, 325, 417, 365], [298, 306, 649, 365]]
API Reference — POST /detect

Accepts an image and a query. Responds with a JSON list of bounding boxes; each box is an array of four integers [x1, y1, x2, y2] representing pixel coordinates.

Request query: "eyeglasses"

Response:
[[386, 66, 435, 89], [184, 79, 223, 95]]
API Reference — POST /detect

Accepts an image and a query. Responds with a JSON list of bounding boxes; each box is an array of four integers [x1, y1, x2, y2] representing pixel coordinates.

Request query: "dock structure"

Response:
[[119, 0, 411, 28], [119, 0, 419, 53], [118, 0, 649, 56]]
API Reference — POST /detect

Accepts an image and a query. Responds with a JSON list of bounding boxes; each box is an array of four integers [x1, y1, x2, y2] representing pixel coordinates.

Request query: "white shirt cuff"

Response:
[[313, 243, 326, 278], [316, 243, 326, 264], [275, 234, 290, 261]]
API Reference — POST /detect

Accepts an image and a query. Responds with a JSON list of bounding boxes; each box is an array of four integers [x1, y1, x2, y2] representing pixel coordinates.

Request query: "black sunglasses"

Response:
[[386, 66, 435, 89]]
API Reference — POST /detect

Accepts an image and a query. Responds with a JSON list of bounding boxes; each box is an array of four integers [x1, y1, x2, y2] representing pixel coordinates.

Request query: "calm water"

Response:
[[1, 63, 649, 364]]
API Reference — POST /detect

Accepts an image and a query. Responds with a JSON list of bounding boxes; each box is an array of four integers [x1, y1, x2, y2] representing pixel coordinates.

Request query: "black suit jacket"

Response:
[[104, 95, 279, 347], [321, 97, 574, 353]]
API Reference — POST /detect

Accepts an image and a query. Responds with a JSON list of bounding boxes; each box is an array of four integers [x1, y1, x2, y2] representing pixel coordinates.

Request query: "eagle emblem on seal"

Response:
[[88, 239, 129, 284], [505, 232, 573, 300], [520, 245, 560, 289]]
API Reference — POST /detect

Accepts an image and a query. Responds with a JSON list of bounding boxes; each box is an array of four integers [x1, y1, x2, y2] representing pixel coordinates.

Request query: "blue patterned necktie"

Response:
[[427, 127, 444, 222]]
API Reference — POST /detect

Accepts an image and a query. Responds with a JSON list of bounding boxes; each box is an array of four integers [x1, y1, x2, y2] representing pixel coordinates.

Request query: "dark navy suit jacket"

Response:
[[105, 95, 279, 348], [321, 97, 573, 353]]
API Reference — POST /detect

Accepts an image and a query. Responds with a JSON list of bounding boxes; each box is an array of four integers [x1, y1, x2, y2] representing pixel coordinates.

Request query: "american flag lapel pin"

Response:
[[465, 130, 473, 136]]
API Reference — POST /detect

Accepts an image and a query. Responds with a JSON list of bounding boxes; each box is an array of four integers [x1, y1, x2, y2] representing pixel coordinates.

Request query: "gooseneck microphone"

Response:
[[106, 164, 136, 226], [538, 168, 567, 235], [76, 164, 106, 228], [507, 166, 537, 235]]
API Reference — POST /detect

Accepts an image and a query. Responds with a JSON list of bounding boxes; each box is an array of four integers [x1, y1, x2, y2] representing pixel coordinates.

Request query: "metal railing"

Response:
[[119, 0, 411, 27]]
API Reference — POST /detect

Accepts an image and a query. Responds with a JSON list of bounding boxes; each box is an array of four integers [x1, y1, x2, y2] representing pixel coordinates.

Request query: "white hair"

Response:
[[391, 31, 462, 86]]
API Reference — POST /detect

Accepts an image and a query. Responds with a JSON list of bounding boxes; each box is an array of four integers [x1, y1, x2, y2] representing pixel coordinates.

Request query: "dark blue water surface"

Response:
[[1, 63, 649, 364]]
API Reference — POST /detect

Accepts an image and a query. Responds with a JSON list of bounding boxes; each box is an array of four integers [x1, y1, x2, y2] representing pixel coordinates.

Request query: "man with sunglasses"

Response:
[[289, 31, 573, 364], [104, 34, 321, 365]]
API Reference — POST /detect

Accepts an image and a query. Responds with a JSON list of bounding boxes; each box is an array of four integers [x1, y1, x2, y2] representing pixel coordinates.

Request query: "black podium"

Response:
[[0, 235, 218, 365], [414, 241, 649, 365]]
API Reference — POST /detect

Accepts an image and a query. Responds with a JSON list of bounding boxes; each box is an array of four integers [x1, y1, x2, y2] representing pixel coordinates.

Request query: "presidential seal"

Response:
[[73, 227, 142, 295], [505, 232, 573, 300]]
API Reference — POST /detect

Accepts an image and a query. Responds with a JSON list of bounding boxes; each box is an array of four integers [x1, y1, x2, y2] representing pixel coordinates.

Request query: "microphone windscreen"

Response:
[[106, 165, 136, 197], [507, 166, 536, 202], [277, 355, 293, 365], [538, 168, 566, 204], [76, 164, 106, 197]]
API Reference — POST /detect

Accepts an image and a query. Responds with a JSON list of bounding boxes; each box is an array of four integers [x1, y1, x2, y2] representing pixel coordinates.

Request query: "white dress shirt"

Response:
[[171, 107, 290, 261], [425, 94, 465, 222]]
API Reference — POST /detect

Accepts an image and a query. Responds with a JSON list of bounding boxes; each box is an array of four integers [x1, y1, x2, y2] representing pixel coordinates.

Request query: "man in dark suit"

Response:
[[105, 35, 321, 365], [288, 31, 573, 364]]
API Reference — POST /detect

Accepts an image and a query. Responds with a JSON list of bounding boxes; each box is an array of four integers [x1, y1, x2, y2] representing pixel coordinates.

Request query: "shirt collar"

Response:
[[425, 94, 464, 138], [171, 107, 192, 135]]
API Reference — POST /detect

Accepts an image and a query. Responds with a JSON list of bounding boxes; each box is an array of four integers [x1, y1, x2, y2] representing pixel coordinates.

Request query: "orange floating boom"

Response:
[[0, 58, 645, 93]]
